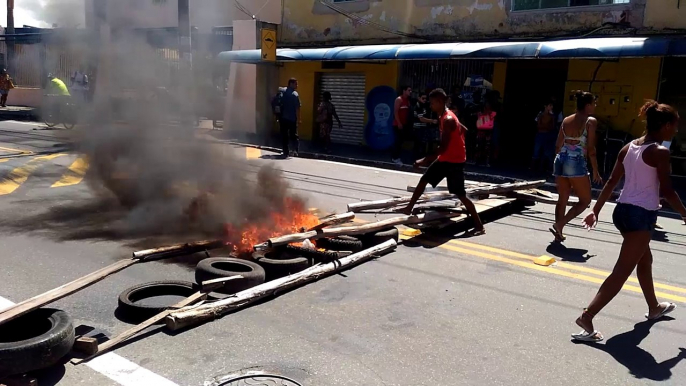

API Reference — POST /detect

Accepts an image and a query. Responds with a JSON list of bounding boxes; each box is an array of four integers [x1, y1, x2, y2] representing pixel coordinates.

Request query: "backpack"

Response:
[[271, 88, 284, 116]]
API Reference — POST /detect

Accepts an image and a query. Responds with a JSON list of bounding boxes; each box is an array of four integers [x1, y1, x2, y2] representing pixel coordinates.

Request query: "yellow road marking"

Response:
[[51, 156, 89, 188], [445, 238, 686, 295], [0, 153, 65, 195], [246, 147, 261, 160], [0, 159, 8, 163], [0, 146, 33, 156], [402, 235, 686, 303]]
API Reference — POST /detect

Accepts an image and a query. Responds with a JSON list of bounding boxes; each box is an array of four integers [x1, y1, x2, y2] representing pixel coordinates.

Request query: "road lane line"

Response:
[[400, 235, 686, 303], [51, 156, 89, 188], [0, 295, 180, 386], [446, 238, 686, 295], [0, 153, 65, 195]]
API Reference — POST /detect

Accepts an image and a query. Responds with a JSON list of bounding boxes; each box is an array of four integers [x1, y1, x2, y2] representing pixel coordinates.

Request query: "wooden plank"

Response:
[[166, 240, 398, 331], [406, 198, 515, 230], [509, 190, 578, 206], [307, 212, 355, 231], [0, 258, 139, 326], [73, 337, 99, 356], [350, 180, 545, 213], [73, 291, 208, 365], [259, 211, 465, 249], [132, 240, 224, 260]]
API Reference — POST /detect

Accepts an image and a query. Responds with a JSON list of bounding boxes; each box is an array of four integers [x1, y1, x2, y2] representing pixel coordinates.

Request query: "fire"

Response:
[[225, 197, 319, 254]]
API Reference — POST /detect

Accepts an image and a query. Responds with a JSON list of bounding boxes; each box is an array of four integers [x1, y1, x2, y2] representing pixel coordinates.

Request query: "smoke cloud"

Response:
[[18, 0, 86, 28], [0, 4, 309, 251]]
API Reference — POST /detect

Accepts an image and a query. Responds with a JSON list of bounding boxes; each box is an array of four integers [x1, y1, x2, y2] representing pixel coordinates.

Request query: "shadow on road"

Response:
[[545, 243, 596, 263], [575, 318, 686, 381]]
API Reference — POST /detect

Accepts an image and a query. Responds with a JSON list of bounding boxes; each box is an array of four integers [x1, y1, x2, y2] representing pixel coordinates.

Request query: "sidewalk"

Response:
[[0, 106, 38, 121]]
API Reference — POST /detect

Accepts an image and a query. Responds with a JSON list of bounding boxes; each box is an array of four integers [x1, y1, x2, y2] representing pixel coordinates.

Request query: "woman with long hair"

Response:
[[572, 101, 686, 342], [549, 91, 603, 242]]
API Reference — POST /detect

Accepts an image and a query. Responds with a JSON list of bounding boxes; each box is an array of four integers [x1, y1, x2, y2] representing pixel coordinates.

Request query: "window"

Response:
[[513, 0, 629, 11]]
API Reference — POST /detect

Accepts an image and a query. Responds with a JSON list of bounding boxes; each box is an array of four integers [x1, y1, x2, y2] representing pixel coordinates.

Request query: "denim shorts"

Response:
[[553, 152, 588, 178], [612, 203, 659, 234]]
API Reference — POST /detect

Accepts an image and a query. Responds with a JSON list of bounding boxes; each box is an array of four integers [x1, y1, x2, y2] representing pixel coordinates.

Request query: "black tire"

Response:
[[316, 237, 364, 252], [253, 250, 311, 280], [359, 227, 400, 248], [117, 281, 198, 321], [195, 257, 266, 294], [0, 308, 75, 378], [281, 245, 340, 263]]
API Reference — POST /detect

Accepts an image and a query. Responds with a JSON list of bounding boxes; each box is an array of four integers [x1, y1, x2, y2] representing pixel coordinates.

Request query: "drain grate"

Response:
[[218, 374, 302, 386]]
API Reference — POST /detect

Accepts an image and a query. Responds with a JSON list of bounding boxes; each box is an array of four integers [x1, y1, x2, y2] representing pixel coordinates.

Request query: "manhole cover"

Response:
[[218, 375, 302, 386]]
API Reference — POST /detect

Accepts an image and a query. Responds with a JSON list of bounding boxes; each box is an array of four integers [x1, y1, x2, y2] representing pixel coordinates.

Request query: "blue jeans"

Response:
[[533, 132, 555, 161], [612, 203, 658, 233], [553, 151, 588, 178]]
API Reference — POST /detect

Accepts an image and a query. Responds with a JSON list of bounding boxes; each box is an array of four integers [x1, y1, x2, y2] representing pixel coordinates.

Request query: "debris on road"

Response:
[[165, 239, 398, 331]]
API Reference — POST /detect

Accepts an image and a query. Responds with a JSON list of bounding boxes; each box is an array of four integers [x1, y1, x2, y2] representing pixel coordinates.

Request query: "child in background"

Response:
[[475, 102, 496, 167]]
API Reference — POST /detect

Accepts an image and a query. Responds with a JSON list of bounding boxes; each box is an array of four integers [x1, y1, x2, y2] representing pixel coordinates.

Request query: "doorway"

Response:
[[501, 59, 569, 167]]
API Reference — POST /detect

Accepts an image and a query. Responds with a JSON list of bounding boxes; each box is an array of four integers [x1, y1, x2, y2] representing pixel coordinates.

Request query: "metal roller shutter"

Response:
[[319, 73, 366, 145]]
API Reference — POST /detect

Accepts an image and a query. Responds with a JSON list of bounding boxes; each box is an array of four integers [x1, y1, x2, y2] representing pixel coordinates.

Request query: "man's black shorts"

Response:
[[423, 161, 466, 196]]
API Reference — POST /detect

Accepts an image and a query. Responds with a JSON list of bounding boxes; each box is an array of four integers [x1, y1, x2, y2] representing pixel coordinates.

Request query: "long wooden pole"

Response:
[[348, 180, 545, 213], [0, 258, 138, 326], [307, 212, 355, 231], [166, 239, 398, 331]]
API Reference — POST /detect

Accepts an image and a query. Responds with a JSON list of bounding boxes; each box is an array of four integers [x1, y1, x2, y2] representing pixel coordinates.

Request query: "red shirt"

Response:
[[437, 109, 466, 163], [394, 96, 410, 128]]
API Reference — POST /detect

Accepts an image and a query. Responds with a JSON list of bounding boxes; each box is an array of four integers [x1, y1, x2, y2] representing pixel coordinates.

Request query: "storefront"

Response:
[[657, 57, 686, 178]]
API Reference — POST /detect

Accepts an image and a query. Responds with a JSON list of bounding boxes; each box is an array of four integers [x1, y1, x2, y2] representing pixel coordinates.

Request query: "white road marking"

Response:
[[4, 120, 47, 127], [0, 295, 180, 386]]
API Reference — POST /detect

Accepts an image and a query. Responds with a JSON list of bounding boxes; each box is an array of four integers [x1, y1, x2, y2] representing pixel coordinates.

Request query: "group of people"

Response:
[[0, 68, 88, 109], [401, 87, 685, 342], [392, 85, 501, 167], [272, 77, 343, 157]]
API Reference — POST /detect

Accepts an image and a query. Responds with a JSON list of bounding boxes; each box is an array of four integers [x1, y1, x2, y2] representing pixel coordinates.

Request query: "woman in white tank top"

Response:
[[571, 101, 686, 342]]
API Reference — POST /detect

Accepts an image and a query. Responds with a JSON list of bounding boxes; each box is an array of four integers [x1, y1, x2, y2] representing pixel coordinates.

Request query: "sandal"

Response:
[[466, 228, 486, 236], [645, 302, 676, 320], [571, 330, 604, 342], [548, 225, 566, 242]]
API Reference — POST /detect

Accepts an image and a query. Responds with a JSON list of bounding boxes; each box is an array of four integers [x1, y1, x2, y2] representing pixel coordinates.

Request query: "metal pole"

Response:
[[6, 0, 15, 74], [178, 0, 194, 124]]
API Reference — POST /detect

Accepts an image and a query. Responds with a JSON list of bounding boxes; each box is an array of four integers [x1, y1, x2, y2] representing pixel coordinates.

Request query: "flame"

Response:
[[225, 197, 319, 254]]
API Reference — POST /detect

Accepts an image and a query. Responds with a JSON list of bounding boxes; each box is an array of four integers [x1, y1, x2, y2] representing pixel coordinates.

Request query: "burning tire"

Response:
[[253, 250, 311, 280], [117, 281, 198, 322], [195, 258, 266, 294], [358, 227, 399, 248], [316, 236, 364, 252], [0, 308, 75, 378]]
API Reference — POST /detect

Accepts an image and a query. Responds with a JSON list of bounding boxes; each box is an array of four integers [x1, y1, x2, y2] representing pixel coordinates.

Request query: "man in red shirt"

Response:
[[400, 88, 485, 235]]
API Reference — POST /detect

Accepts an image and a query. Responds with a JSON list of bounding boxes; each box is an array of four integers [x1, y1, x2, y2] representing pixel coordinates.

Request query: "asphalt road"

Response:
[[1, 120, 686, 386]]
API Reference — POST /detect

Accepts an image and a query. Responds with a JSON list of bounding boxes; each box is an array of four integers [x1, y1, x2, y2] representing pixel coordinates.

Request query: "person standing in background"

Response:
[[392, 85, 412, 165], [413, 92, 439, 159], [70, 70, 89, 104], [532, 100, 557, 172], [280, 78, 301, 158], [316, 91, 342, 154], [0, 69, 15, 107], [475, 102, 496, 167]]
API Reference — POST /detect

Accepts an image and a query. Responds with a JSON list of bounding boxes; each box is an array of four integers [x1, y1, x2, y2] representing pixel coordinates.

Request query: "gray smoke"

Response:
[[0, 5, 310, 250], [19, 0, 86, 28]]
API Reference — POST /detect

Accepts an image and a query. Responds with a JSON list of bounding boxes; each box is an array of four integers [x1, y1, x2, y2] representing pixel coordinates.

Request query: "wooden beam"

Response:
[[166, 239, 398, 331], [261, 211, 464, 249], [307, 212, 355, 231], [132, 240, 224, 260], [0, 258, 139, 326], [350, 180, 545, 213]]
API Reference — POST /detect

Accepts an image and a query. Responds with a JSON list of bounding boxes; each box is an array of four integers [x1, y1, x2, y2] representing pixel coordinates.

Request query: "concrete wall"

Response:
[[282, 0, 643, 46], [564, 57, 660, 137], [644, 0, 686, 30], [278, 61, 399, 141]]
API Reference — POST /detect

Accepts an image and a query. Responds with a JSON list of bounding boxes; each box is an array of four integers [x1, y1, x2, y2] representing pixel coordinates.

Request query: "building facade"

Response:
[[268, 0, 686, 174]]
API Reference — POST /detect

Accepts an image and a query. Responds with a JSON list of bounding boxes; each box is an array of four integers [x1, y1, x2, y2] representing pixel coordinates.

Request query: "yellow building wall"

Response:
[[564, 58, 660, 138], [279, 61, 399, 141], [492, 61, 507, 98], [282, 0, 630, 45], [644, 1, 686, 29]]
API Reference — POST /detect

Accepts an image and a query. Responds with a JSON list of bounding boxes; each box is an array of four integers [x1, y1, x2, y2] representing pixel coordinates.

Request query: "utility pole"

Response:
[[178, 0, 194, 125], [6, 0, 15, 73]]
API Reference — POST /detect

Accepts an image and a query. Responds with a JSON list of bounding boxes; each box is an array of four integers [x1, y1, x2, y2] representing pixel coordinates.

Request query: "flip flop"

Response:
[[548, 225, 566, 242], [645, 302, 676, 320], [571, 330, 604, 342], [466, 228, 486, 236]]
